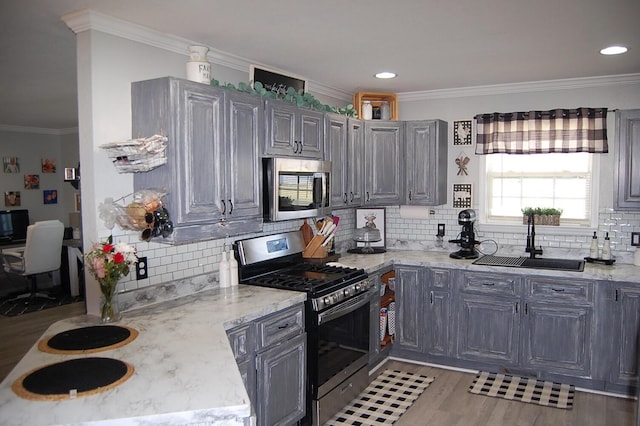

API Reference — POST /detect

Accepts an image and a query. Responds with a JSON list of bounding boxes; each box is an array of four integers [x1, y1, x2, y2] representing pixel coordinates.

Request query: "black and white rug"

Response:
[[325, 369, 435, 425], [469, 371, 574, 409], [0, 292, 83, 317]]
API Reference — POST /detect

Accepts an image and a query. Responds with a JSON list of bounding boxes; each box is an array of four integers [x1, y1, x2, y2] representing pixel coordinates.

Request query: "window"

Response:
[[481, 152, 597, 227]]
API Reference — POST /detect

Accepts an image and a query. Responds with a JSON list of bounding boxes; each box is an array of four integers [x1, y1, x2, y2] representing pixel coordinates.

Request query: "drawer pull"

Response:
[[483, 282, 495, 286], [551, 288, 565, 292], [277, 323, 290, 330]]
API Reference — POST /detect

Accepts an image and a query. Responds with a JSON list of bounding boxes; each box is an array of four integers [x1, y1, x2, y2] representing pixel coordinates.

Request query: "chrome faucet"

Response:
[[525, 213, 543, 258]]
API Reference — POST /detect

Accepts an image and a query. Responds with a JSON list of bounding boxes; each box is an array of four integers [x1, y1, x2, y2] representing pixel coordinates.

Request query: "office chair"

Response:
[[1, 220, 64, 303]]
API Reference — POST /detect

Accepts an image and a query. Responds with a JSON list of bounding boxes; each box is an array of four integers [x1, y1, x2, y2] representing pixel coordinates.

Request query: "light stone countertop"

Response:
[[336, 250, 640, 283], [0, 285, 306, 426]]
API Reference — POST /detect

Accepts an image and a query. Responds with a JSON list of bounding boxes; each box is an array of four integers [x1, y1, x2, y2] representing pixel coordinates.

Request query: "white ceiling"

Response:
[[1, 0, 639, 130]]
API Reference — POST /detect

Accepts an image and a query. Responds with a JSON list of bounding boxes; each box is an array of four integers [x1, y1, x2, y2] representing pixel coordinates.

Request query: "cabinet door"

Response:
[[457, 294, 520, 365], [405, 120, 448, 205], [264, 99, 297, 156], [299, 109, 324, 158], [226, 91, 263, 220], [610, 286, 640, 390], [256, 333, 307, 426], [522, 302, 592, 376], [327, 113, 349, 207], [395, 266, 424, 352], [347, 119, 365, 207], [369, 276, 382, 365], [364, 122, 404, 205], [614, 109, 640, 210], [425, 268, 452, 357]]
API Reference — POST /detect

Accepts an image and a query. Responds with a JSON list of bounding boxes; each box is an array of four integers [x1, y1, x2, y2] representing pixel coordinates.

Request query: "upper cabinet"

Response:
[[615, 109, 640, 210], [264, 99, 324, 158], [405, 120, 448, 205], [364, 121, 405, 205], [132, 77, 263, 243], [328, 114, 364, 208]]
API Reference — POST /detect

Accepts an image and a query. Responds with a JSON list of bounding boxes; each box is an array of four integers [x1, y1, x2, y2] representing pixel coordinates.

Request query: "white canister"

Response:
[[380, 101, 390, 120], [634, 247, 640, 267], [362, 101, 373, 120], [186, 45, 211, 84]]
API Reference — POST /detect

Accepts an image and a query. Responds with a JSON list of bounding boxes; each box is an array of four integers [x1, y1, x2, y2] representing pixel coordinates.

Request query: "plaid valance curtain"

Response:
[[474, 107, 608, 154]]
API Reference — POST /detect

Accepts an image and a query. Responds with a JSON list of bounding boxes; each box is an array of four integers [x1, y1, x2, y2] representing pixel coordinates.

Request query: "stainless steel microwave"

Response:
[[263, 157, 332, 222]]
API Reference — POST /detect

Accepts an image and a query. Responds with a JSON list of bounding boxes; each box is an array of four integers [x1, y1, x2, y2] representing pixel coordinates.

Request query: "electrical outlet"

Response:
[[136, 256, 148, 280], [632, 232, 640, 247], [437, 223, 446, 237]]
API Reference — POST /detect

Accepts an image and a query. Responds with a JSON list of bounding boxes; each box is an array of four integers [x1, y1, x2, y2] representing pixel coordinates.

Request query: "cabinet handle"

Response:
[[551, 288, 565, 292], [298, 141, 303, 154], [409, 191, 412, 201], [350, 192, 354, 202], [615, 289, 619, 301], [525, 303, 528, 314], [277, 323, 290, 330], [430, 291, 433, 304], [515, 302, 519, 313], [293, 141, 299, 154], [366, 192, 370, 202], [482, 282, 495, 286], [221, 199, 226, 215], [228, 199, 233, 214], [343, 193, 348, 203]]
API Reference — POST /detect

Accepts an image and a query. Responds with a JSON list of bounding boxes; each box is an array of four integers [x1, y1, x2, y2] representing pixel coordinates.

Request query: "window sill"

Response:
[[477, 223, 596, 237]]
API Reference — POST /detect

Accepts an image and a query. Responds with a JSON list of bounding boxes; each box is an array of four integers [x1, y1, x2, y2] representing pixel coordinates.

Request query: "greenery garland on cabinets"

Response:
[[211, 79, 358, 118]]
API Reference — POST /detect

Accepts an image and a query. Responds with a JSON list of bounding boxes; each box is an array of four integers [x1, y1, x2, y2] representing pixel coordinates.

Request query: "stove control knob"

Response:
[[343, 288, 351, 297], [354, 283, 361, 292], [323, 296, 331, 307]]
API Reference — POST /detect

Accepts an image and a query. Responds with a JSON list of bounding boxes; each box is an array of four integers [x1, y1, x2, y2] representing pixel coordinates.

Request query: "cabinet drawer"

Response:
[[430, 268, 451, 290], [257, 304, 304, 350], [461, 271, 521, 296], [527, 277, 593, 303], [227, 324, 255, 360]]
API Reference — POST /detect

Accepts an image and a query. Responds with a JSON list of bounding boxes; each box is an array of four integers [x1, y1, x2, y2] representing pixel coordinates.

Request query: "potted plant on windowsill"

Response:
[[521, 207, 563, 226]]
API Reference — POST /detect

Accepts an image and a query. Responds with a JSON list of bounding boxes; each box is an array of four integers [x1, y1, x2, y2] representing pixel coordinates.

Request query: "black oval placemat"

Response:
[[38, 325, 139, 354], [12, 357, 134, 401]]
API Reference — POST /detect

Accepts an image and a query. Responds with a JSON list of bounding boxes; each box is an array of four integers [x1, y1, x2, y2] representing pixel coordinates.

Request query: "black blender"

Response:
[[449, 209, 480, 259]]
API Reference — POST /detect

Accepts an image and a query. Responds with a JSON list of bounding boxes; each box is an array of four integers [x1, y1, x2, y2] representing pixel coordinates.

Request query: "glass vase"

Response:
[[99, 278, 120, 323]]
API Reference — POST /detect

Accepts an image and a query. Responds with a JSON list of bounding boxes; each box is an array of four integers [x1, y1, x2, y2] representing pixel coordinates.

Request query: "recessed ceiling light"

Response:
[[375, 72, 397, 79], [600, 45, 628, 55]]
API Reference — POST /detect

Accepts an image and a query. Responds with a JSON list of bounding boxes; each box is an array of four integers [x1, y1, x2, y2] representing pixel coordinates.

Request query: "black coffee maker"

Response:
[[449, 209, 480, 259]]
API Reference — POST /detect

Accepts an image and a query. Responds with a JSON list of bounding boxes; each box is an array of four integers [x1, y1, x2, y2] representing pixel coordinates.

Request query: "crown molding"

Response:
[[0, 124, 78, 135], [61, 9, 350, 103], [398, 73, 640, 101]]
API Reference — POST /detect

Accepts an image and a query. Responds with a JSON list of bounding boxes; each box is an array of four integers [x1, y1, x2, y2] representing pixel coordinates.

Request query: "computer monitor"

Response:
[[0, 210, 29, 244]]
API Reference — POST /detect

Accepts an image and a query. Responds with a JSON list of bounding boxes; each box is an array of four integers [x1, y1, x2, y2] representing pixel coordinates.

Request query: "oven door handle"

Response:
[[318, 292, 370, 325]]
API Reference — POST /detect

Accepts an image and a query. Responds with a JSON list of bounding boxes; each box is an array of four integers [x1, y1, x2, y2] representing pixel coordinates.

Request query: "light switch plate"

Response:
[[632, 232, 640, 247], [437, 223, 446, 237]]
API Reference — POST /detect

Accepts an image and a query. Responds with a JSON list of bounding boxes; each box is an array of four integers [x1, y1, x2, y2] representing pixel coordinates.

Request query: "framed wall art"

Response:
[[250, 64, 307, 95], [43, 189, 58, 205], [354, 207, 386, 249], [41, 158, 56, 173], [4, 191, 21, 207], [453, 183, 472, 208], [24, 174, 39, 189], [453, 120, 472, 145], [3, 157, 19, 173]]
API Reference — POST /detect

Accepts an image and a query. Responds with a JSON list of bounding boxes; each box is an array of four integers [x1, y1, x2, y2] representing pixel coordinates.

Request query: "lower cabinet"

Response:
[[424, 268, 452, 358], [227, 304, 306, 426], [607, 284, 640, 394], [395, 266, 425, 352]]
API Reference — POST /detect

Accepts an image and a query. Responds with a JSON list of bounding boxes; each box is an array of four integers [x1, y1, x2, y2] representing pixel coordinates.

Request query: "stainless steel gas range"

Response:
[[235, 231, 371, 425]]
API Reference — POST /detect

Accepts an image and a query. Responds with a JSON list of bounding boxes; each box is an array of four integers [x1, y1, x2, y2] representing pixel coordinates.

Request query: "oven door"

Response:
[[311, 291, 370, 399]]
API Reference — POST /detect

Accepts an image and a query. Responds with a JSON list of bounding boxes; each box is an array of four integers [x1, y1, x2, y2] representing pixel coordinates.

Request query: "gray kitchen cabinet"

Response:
[[521, 277, 594, 379], [227, 304, 306, 426], [363, 121, 404, 205], [425, 268, 453, 358], [456, 271, 522, 366], [615, 109, 640, 210], [132, 77, 262, 243], [328, 114, 365, 208], [368, 272, 382, 365], [607, 284, 640, 394], [404, 120, 448, 205], [264, 99, 324, 158], [395, 266, 425, 352]]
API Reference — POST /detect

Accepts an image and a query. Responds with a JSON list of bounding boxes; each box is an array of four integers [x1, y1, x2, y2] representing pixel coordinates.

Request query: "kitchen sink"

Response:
[[473, 255, 585, 272]]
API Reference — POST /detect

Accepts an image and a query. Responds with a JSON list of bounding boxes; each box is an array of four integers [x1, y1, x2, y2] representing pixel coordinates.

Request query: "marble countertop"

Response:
[[335, 250, 640, 283], [0, 286, 306, 426]]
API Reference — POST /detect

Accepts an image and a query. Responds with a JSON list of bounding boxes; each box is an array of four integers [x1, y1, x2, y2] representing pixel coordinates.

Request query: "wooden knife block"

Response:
[[303, 235, 329, 259]]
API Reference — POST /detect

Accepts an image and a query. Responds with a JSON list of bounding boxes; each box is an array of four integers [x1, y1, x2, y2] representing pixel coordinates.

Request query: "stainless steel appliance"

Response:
[[263, 157, 332, 222], [235, 231, 371, 426]]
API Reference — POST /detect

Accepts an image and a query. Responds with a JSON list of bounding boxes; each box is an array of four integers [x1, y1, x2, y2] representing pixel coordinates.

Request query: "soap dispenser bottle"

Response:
[[601, 232, 612, 261], [589, 231, 599, 259], [228, 247, 239, 287], [219, 249, 230, 288]]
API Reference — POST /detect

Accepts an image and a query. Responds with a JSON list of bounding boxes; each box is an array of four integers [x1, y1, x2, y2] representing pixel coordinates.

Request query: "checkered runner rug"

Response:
[[469, 371, 574, 409], [325, 369, 435, 425]]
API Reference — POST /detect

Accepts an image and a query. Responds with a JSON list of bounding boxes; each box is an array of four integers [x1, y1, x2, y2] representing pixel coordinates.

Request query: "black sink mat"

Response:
[[12, 357, 134, 401], [38, 325, 139, 354]]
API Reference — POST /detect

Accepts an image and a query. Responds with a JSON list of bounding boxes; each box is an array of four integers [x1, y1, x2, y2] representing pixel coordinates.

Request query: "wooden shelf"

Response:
[[381, 292, 395, 309], [353, 91, 398, 121]]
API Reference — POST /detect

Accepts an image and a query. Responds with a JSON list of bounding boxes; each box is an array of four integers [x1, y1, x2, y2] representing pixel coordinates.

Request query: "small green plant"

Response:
[[521, 207, 563, 216]]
